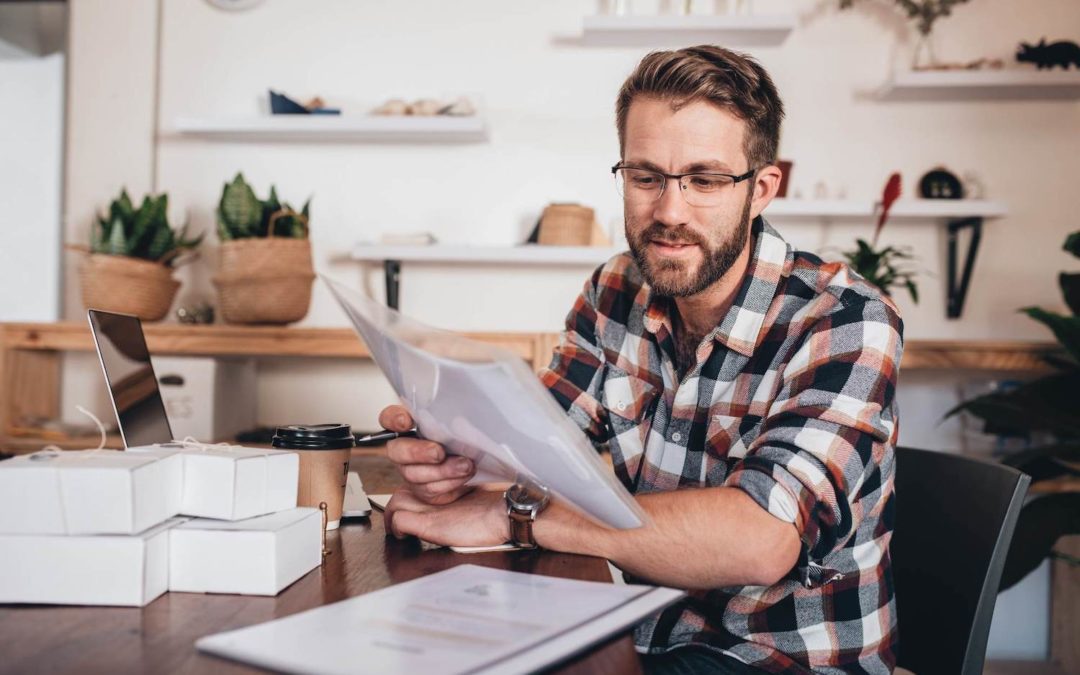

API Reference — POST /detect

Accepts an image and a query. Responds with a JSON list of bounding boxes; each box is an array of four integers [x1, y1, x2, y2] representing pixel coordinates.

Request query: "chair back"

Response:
[[892, 446, 1030, 675]]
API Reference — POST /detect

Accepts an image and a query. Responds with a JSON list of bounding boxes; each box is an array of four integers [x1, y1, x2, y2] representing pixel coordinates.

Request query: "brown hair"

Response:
[[615, 45, 784, 170]]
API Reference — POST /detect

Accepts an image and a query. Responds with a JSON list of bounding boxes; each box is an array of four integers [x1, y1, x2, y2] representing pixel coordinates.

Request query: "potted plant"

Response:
[[77, 189, 203, 321], [212, 173, 314, 325], [839, 172, 920, 304], [947, 231, 1080, 591]]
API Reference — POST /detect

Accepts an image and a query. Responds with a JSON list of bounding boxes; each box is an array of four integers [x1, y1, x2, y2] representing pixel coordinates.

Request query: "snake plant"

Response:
[[90, 189, 203, 266], [216, 173, 310, 241]]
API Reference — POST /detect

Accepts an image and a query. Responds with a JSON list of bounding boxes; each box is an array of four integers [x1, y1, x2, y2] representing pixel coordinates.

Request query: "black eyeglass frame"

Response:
[[610, 163, 758, 197]]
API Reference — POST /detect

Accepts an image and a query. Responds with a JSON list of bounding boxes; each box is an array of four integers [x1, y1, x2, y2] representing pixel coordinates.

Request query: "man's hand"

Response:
[[378, 404, 477, 505], [384, 486, 510, 547]]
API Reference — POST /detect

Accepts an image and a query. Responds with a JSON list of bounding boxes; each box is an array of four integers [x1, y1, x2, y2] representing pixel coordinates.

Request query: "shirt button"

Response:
[[672, 432, 682, 442], [616, 402, 627, 411]]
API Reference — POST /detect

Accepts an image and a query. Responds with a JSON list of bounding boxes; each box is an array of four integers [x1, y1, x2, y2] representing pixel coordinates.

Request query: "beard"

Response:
[[627, 188, 754, 298]]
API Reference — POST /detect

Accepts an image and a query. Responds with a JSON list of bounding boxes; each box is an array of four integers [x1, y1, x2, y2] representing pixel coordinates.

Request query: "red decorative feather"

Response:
[[873, 172, 902, 246]]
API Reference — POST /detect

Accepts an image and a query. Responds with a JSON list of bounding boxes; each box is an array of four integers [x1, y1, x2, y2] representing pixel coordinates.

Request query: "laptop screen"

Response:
[[87, 310, 173, 448]]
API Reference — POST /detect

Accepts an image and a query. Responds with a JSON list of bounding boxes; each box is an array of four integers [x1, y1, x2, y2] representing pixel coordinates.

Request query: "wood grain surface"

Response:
[[0, 455, 642, 675]]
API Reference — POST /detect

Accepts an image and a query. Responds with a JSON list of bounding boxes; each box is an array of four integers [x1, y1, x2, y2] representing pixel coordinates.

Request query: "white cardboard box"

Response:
[[0, 518, 184, 606], [152, 356, 257, 443], [130, 445, 299, 521], [0, 450, 182, 535], [169, 507, 321, 596]]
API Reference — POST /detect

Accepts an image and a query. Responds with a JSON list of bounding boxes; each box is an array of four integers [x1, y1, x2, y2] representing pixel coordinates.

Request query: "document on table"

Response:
[[322, 275, 646, 531], [197, 564, 683, 675]]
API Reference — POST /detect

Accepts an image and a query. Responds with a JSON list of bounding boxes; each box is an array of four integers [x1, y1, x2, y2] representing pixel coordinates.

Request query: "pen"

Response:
[[354, 428, 419, 446]]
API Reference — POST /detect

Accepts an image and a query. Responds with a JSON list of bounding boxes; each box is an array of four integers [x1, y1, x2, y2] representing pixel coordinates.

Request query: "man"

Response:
[[381, 45, 902, 674]]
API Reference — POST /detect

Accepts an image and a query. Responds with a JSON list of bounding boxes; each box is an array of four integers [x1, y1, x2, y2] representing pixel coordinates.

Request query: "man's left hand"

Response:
[[384, 486, 510, 547]]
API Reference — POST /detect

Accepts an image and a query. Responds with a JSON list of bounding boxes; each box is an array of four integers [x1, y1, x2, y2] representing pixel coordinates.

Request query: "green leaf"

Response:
[[1021, 307, 1080, 363], [1060, 273, 1080, 316], [110, 189, 135, 226], [218, 173, 261, 238], [945, 370, 1080, 437], [1001, 443, 1080, 483], [146, 224, 174, 261], [905, 277, 919, 304], [1064, 231, 1080, 258], [106, 216, 128, 255], [999, 493, 1080, 591]]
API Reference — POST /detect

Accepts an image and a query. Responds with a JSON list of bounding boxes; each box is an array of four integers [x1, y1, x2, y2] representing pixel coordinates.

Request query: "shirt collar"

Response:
[[643, 216, 793, 358]]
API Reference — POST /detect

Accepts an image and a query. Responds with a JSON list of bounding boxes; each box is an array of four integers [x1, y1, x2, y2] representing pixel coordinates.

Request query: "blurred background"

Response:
[[1, 0, 1077, 669]]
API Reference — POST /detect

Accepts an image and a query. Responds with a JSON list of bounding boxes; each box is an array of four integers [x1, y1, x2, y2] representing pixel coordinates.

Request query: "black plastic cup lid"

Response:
[[272, 423, 354, 450]]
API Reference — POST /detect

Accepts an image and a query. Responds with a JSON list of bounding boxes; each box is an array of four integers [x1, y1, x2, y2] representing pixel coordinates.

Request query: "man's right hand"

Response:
[[378, 404, 476, 505]]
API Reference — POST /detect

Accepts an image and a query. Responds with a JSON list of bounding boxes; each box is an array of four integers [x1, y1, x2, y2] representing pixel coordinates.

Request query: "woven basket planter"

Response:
[[79, 254, 180, 321], [213, 237, 315, 325]]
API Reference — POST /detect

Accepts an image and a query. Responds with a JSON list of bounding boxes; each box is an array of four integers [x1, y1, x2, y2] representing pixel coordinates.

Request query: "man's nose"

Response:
[[651, 177, 691, 228]]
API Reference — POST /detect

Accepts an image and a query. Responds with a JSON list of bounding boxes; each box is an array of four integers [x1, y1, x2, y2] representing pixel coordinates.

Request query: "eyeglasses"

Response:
[[612, 163, 757, 207]]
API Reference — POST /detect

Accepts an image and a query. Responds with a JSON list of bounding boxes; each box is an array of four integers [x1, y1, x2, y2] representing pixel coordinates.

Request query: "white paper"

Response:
[[322, 275, 646, 531], [197, 564, 683, 675], [169, 508, 321, 596]]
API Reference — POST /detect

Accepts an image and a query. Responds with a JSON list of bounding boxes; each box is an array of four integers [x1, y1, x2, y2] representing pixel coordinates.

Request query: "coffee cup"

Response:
[[273, 424, 354, 530]]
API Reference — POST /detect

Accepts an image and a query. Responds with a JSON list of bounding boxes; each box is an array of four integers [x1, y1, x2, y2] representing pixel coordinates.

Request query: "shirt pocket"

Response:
[[602, 369, 657, 428]]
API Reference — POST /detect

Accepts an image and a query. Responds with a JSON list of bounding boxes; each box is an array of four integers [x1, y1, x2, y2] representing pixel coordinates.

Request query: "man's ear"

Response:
[[748, 164, 782, 220]]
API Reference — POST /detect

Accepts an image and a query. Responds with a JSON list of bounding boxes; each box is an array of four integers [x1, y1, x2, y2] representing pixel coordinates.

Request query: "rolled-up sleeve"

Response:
[[539, 268, 612, 449], [723, 297, 903, 584]]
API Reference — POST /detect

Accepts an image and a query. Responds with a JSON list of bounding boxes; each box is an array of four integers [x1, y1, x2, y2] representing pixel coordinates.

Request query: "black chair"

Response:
[[892, 447, 1030, 675]]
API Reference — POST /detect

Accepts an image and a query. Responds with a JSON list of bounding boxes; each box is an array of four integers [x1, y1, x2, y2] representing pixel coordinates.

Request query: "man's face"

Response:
[[621, 97, 755, 298]]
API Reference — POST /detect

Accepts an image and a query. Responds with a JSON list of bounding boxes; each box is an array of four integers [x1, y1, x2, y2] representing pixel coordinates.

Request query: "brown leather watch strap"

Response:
[[508, 511, 538, 549]]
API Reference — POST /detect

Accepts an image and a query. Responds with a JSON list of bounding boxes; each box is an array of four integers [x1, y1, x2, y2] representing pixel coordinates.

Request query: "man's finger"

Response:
[[386, 438, 445, 465], [413, 481, 474, 505], [378, 405, 415, 432], [390, 509, 429, 540], [399, 457, 473, 485]]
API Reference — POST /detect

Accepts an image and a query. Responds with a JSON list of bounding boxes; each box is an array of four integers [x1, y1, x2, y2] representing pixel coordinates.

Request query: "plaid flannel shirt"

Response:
[[540, 217, 903, 674]]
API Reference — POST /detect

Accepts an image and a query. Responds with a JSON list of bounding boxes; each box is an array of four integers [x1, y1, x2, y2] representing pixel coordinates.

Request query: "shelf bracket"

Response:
[[946, 217, 983, 319], [384, 260, 401, 310]]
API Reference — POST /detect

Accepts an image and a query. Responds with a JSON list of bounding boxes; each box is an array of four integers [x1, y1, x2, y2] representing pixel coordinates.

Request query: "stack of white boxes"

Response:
[[0, 446, 323, 607]]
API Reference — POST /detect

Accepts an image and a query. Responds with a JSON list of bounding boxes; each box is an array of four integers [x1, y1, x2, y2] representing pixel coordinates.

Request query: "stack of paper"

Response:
[[198, 564, 684, 674]]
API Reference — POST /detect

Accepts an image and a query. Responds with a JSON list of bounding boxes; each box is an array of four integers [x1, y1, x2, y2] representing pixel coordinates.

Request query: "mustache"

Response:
[[636, 223, 706, 248]]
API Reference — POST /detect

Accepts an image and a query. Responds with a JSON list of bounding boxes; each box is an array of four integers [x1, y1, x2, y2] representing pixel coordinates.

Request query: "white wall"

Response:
[[57, 0, 1079, 656], [0, 53, 64, 322]]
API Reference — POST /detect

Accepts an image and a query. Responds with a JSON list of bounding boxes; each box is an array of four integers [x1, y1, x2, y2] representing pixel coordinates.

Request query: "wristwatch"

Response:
[[504, 482, 550, 549]]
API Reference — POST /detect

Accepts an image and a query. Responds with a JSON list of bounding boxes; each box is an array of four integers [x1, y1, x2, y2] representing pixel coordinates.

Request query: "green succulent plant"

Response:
[[947, 230, 1080, 590], [217, 173, 310, 241], [90, 189, 203, 266]]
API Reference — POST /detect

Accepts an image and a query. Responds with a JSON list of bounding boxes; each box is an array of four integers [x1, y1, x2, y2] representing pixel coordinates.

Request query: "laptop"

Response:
[[87, 309, 191, 449]]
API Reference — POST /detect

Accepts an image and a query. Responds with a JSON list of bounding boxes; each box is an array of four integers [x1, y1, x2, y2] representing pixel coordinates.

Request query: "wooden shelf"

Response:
[[169, 115, 489, 143], [878, 69, 1080, 102], [1, 322, 1061, 455], [579, 14, 795, 47]]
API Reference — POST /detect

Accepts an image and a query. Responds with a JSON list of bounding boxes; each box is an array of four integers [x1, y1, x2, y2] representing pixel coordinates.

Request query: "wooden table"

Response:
[[0, 455, 642, 675]]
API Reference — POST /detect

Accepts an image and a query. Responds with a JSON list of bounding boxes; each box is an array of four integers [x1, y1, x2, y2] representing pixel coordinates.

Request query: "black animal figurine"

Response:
[[1016, 38, 1080, 70]]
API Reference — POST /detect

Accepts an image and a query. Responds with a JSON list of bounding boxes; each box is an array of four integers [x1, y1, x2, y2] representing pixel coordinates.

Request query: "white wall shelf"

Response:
[[351, 244, 618, 266], [579, 14, 796, 47], [352, 199, 1006, 316], [169, 115, 489, 143], [766, 198, 1007, 220], [877, 69, 1080, 102]]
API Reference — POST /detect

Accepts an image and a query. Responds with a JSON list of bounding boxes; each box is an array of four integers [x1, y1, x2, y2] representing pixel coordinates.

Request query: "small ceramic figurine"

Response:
[[1016, 38, 1080, 70], [371, 99, 409, 115]]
